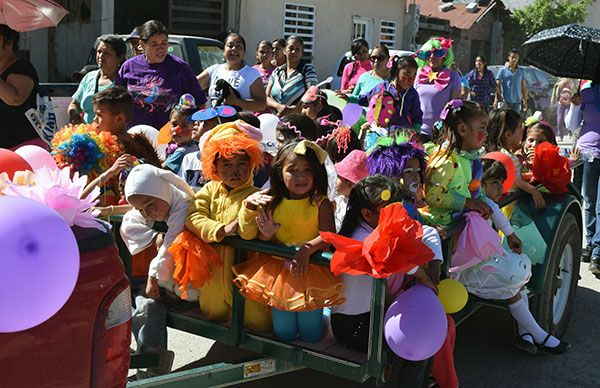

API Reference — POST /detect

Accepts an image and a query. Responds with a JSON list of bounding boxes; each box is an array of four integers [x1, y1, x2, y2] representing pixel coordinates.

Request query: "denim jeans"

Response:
[[582, 159, 600, 257]]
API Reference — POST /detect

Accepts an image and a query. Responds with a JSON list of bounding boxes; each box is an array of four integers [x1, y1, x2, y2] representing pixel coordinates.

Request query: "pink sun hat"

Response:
[[334, 150, 369, 184]]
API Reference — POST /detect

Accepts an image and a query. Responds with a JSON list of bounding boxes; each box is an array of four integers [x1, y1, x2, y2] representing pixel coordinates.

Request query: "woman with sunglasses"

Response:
[[414, 37, 462, 139], [339, 38, 372, 94], [336, 45, 390, 104]]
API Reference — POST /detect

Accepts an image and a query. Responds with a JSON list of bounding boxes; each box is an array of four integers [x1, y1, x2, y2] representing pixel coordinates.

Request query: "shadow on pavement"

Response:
[[455, 282, 600, 388]]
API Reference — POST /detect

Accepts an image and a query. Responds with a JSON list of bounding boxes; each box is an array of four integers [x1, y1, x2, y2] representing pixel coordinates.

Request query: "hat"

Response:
[[301, 85, 326, 104], [334, 150, 368, 184], [126, 28, 140, 42], [201, 121, 264, 181]]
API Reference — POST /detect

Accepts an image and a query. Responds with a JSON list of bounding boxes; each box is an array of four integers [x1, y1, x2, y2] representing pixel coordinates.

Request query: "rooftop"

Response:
[[414, 0, 499, 30]]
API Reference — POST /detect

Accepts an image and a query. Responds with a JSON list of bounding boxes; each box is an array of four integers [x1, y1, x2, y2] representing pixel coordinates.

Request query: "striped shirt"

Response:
[[268, 62, 318, 106]]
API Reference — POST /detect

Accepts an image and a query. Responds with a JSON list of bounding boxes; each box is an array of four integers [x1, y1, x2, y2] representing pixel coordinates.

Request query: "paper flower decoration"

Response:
[[51, 124, 122, 179], [1, 166, 105, 231]]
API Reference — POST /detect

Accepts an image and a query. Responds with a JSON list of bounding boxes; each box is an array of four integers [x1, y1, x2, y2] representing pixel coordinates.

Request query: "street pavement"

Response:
[[138, 263, 600, 387]]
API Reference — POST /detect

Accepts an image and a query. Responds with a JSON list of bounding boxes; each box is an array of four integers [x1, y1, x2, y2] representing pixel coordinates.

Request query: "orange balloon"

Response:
[[482, 152, 516, 193], [0, 148, 32, 179]]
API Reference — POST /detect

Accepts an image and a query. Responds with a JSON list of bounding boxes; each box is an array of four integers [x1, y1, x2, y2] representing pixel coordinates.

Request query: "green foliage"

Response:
[[512, 0, 593, 38]]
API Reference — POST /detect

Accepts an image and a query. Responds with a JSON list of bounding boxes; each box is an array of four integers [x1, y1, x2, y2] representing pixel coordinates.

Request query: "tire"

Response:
[[530, 212, 581, 337]]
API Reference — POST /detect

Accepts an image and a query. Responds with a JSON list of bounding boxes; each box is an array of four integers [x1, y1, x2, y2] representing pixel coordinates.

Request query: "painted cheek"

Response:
[[477, 131, 485, 143]]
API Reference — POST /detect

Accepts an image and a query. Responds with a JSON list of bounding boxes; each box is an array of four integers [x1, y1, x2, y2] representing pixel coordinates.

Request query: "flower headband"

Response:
[[435, 37, 453, 49], [439, 99, 463, 120], [524, 113, 552, 129]]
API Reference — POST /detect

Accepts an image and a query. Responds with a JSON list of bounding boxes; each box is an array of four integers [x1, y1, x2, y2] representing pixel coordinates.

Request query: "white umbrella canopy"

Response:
[[0, 0, 68, 32]]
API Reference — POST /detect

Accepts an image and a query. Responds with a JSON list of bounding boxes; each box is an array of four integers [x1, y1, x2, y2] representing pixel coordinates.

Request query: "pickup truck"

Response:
[[42, 34, 224, 130]]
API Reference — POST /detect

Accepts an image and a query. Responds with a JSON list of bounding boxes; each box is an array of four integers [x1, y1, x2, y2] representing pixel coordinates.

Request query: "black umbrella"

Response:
[[522, 23, 600, 80]]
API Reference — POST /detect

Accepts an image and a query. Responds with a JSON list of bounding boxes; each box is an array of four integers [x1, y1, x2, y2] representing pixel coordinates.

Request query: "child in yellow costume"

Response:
[[179, 120, 272, 332]]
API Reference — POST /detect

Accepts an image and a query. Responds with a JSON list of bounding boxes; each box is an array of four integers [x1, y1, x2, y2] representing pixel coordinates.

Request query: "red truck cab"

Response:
[[0, 224, 131, 388]]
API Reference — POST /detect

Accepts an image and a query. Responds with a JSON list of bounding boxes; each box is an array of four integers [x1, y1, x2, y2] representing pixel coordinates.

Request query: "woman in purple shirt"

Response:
[[413, 37, 462, 139], [565, 64, 600, 276], [466, 56, 496, 108], [115, 20, 206, 129]]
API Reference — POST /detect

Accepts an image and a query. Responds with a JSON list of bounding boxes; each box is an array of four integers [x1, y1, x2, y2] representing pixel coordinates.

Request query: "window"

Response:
[[380, 20, 397, 48], [352, 17, 372, 45], [283, 2, 315, 61], [196, 45, 224, 70]]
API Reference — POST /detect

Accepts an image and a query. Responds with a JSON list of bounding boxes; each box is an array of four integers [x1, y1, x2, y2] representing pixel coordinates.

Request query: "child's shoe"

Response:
[[513, 333, 538, 355]]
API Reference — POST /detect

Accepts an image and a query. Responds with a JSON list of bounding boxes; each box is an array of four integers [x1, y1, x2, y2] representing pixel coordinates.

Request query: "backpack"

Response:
[[24, 86, 58, 145], [366, 83, 396, 127]]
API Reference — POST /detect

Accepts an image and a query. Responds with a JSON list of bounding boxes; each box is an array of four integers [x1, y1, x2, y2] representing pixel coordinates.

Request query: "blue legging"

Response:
[[272, 308, 326, 342]]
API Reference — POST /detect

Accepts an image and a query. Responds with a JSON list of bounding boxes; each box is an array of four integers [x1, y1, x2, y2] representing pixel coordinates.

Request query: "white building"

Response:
[[232, 0, 407, 82]]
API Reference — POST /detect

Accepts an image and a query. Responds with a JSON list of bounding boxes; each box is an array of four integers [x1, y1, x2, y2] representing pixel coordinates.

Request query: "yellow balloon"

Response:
[[437, 279, 468, 314]]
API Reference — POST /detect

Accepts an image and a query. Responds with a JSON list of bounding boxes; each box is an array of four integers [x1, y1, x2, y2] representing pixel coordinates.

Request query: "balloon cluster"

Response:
[[384, 279, 468, 361], [0, 146, 81, 333]]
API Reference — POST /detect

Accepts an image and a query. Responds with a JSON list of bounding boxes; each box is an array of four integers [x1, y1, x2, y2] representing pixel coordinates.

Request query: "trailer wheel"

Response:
[[530, 213, 581, 337]]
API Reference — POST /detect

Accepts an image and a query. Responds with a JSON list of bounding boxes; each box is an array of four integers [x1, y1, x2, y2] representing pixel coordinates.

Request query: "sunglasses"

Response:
[[416, 48, 448, 60], [370, 55, 388, 62]]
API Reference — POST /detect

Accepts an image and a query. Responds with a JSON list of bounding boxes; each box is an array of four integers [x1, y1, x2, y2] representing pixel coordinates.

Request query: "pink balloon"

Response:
[[0, 196, 79, 333], [384, 284, 448, 361], [342, 103, 363, 127], [14, 145, 57, 171]]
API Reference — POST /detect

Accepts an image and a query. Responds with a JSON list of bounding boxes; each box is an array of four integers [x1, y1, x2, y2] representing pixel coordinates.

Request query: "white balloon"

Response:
[[258, 113, 279, 155], [128, 125, 159, 148], [127, 125, 165, 159]]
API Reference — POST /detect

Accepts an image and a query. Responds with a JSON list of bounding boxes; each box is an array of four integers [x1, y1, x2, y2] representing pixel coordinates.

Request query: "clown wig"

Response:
[[367, 138, 427, 182], [201, 121, 264, 181], [414, 36, 454, 69]]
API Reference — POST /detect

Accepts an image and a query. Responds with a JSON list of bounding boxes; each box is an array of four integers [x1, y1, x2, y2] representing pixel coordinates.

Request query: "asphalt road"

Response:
[[130, 262, 600, 388]]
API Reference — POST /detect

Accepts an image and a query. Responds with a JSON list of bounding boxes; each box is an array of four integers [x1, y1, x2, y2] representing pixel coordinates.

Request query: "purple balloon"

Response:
[[0, 196, 80, 333], [341, 103, 363, 127], [384, 284, 448, 361]]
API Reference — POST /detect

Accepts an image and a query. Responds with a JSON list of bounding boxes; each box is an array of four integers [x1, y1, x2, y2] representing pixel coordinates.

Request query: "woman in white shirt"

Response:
[[197, 33, 266, 111]]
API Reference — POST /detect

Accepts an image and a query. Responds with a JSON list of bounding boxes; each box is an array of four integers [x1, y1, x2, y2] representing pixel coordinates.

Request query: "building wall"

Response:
[[20, 0, 114, 82], [239, 0, 406, 82]]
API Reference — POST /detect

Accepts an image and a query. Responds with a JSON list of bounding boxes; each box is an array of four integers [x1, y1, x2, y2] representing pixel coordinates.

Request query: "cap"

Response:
[[334, 150, 369, 184], [126, 28, 141, 42]]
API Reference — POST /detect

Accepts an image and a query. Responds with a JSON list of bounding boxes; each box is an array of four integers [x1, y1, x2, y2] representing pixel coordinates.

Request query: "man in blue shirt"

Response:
[[495, 49, 528, 112]]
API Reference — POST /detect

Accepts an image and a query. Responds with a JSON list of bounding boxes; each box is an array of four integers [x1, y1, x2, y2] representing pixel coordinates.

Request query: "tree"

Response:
[[511, 0, 593, 38]]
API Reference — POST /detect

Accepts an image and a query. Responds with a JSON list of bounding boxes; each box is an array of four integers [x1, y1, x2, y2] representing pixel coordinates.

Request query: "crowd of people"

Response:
[[2, 18, 597, 387]]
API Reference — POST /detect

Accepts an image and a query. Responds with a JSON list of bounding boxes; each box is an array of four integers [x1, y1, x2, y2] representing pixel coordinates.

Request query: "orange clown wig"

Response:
[[201, 120, 264, 181]]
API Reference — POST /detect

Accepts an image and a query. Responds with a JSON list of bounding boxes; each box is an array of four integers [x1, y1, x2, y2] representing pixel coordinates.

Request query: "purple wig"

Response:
[[367, 141, 427, 182]]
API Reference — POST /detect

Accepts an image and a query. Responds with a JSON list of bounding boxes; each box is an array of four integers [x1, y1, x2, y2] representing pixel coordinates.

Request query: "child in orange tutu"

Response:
[[180, 120, 272, 332], [233, 138, 344, 342]]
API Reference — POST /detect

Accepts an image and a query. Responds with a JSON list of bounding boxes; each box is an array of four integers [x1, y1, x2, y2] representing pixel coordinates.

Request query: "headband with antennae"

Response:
[[280, 121, 304, 139]]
